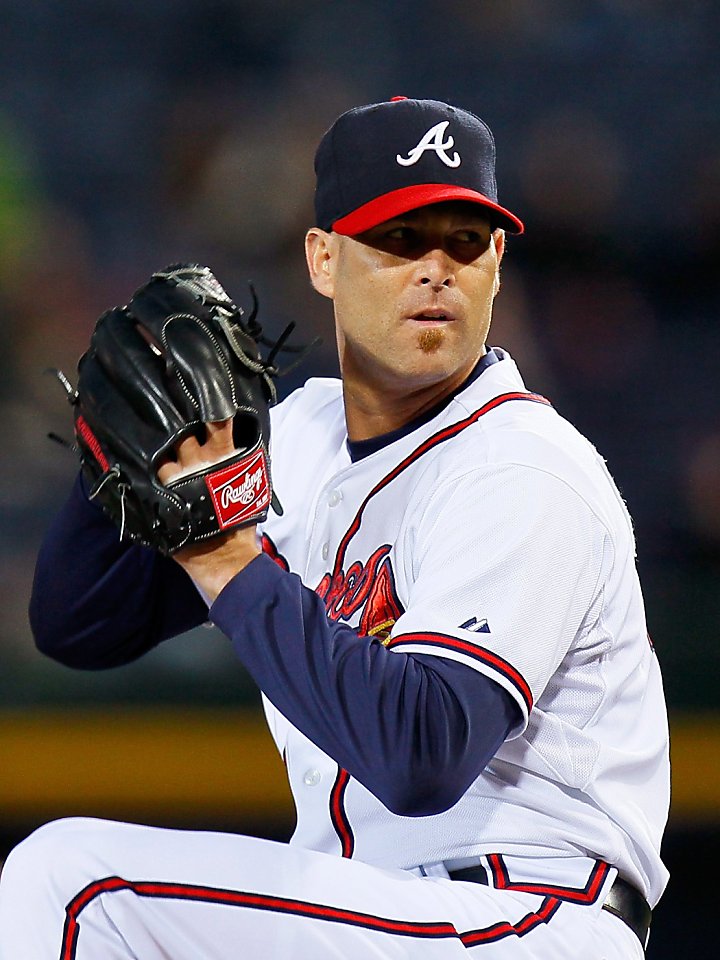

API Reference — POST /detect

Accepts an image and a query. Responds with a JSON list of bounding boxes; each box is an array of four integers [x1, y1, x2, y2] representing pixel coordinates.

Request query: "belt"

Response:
[[448, 864, 651, 949]]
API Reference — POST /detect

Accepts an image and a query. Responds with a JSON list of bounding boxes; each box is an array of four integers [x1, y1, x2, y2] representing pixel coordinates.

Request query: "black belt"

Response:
[[448, 865, 651, 949]]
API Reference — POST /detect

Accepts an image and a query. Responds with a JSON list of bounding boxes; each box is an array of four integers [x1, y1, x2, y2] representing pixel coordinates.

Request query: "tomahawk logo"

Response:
[[316, 544, 405, 641], [396, 121, 461, 168]]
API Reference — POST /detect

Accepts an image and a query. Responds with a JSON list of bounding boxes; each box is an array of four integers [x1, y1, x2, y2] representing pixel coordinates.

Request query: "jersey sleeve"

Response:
[[210, 555, 519, 816], [387, 463, 610, 732], [29, 473, 208, 668]]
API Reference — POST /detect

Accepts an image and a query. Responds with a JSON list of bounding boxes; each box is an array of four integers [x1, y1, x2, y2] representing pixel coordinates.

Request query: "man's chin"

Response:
[[395, 351, 476, 395], [417, 326, 446, 354]]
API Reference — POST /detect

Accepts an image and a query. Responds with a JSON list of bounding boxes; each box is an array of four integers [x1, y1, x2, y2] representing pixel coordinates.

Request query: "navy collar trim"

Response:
[[347, 348, 501, 463]]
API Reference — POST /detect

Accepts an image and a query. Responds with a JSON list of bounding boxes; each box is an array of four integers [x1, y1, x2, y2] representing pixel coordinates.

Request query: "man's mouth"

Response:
[[409, 309, 456, 323]]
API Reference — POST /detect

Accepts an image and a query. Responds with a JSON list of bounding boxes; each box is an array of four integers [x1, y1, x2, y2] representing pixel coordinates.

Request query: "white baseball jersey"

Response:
[[260, 348, 670, 906], [0, 349, 668, 960]]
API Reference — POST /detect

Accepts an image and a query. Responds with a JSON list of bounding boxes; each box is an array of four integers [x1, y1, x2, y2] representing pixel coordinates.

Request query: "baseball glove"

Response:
[[53, 263, 293, 555]]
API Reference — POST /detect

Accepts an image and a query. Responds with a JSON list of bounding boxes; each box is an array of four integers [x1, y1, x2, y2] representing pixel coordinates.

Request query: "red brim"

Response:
[[332, 183, 524, 235]]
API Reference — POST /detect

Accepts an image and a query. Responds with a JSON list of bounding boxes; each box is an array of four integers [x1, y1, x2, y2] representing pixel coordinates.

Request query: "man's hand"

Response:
[[158, 418, 262, 602], [156, 420, 238, 486]]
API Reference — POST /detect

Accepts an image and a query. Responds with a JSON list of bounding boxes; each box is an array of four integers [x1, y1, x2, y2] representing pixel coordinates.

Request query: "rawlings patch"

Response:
[[205, 447, 270, 529]]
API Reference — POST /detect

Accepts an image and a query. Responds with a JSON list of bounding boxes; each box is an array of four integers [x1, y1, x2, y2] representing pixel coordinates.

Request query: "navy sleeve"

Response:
[[29, 474, 208, 668], [210, 554, 520, 817]]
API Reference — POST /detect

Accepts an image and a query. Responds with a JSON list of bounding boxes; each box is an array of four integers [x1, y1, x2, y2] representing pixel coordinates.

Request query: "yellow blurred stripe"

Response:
[[0, 707, 292, 821], [669, 711, 720, 821], [0, 708, 716, 823]]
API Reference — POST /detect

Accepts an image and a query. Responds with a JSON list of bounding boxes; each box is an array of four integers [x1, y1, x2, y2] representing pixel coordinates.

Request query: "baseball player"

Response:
[[0, 98, 669, 959]]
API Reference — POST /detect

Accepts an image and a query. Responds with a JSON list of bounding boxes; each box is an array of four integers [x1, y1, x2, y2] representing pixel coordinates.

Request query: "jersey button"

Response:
[[321, 543, 329, 560], [303, 769, 322, 786], [327, 489, 343, 507]]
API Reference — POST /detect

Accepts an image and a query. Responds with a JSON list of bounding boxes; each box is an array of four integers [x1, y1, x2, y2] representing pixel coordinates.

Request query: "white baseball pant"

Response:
[[0, 818, 642, 959]]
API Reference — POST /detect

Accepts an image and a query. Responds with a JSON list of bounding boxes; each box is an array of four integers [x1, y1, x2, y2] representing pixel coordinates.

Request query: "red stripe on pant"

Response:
[[61, 875, 564, 957]]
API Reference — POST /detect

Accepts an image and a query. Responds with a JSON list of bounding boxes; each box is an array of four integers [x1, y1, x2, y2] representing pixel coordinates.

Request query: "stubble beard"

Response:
[[417, 327, 445, 354]]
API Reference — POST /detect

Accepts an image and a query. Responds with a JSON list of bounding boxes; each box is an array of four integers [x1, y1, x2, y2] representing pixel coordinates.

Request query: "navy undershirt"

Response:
[[30, 348, 519, 817]]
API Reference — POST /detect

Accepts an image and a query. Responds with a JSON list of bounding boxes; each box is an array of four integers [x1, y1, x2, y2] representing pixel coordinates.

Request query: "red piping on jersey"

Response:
[[331, 391, 551, 577], [61, 875, 565, 955], [487, 855, 610, 904], [323, 390, 550, 860], [329, 767, 355, 858], [386, 632, 533, 713]]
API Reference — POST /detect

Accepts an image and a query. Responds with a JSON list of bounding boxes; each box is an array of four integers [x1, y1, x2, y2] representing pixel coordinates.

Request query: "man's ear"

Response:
[[305, 228, 336, 299], [492, 228, 505, 296]]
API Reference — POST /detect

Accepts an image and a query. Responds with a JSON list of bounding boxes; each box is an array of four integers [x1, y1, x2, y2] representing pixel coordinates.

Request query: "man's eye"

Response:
[[451, 230, 492, 256], [385, 227, 415, 241]]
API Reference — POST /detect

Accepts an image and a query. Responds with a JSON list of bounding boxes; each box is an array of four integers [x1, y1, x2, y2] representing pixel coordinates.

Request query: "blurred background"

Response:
[[0, 0, 718, 955]]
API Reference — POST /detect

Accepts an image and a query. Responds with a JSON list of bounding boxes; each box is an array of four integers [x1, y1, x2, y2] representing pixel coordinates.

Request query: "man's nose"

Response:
[[416, 248, 455, 289]]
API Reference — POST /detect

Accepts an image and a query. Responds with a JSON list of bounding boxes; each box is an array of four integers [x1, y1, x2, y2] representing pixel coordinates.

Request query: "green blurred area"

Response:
[[1, 0, 718, 713], [0, 624, 259, 708], [0, 6, 718, 955]]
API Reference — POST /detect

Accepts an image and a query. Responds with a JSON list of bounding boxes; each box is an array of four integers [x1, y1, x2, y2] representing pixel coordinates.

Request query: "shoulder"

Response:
[[270, 376, 344, 433], [419, 352, 633, 536], [449, 351, 598, 473]]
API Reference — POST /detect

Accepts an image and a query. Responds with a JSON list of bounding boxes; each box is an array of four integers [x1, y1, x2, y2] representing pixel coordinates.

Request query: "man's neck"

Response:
[[341, 361, 480, 442]]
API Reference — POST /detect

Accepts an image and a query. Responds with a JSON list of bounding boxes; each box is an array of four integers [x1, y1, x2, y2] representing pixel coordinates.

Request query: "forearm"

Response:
[[210, 554, 519, 816], [30, 474, 208, 668]]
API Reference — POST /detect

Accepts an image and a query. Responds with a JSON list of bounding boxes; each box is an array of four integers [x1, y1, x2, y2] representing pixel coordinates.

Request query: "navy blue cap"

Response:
[[314, 97, 524, 236]]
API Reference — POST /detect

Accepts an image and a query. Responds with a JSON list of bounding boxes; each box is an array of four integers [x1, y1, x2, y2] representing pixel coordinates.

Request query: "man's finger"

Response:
[[204, 419, 236, 458], [157, 421, 235, 486]]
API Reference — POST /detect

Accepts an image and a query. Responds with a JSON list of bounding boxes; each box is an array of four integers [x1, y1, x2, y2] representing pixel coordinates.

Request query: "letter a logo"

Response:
[[396, 121, 461, 168]]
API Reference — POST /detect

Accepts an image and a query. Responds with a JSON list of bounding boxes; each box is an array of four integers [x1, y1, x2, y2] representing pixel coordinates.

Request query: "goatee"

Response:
[[417, 328, 445, 353]]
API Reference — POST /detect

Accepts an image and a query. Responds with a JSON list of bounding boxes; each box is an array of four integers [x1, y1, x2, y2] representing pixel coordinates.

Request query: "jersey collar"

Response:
[[347, 347, 501, 463]]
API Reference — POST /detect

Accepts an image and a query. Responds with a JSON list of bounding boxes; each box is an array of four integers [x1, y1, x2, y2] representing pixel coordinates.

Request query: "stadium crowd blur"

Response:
[[1, 0, 718, 715]]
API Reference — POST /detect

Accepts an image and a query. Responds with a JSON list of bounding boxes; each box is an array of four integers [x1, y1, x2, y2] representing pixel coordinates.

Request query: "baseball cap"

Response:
[[314, 96, 524, 236]]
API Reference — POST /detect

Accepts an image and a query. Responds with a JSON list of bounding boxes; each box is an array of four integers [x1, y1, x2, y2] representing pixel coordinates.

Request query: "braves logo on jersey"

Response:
[[317, 545, 404, 641], [261, 533, 290, 571], [262, 392, 557, 647], [262, 535, 405, 642]]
